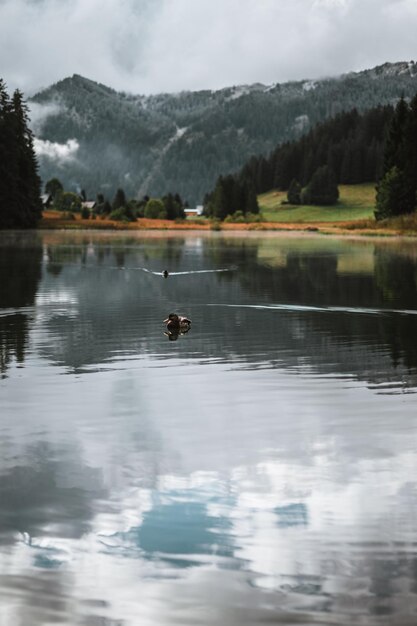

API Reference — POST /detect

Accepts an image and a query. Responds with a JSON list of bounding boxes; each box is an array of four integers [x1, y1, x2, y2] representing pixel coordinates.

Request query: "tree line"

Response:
[[222, 105, 392, 197], [204, 97, 417, 219], [203, 176, 260, 221], [45, 178, 188, 221], [0, 80, 42, 228], [204, 105, 389, 217]]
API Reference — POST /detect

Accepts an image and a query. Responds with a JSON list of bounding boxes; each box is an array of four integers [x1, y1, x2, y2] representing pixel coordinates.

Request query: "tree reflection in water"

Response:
[[0, 234, 42, 378]]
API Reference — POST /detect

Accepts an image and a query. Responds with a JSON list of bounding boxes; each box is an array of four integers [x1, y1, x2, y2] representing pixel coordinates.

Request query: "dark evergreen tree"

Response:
[[162, 192, 185, 219], [245, 183, 259, 214], [0, 79, 18, 228], [375, 95, 417, 219], [375, 166, 409, 220], [204, 175, 259, 219], [302, 166, 339, 205], [382, 96, 408, 175], [12, 90, 43, 226], [287, 179, 302, 204], [403, 93, 417, 213], [0, 85, 42, 228], [211, 176, 230, 220], [112, 188, 126, 210]]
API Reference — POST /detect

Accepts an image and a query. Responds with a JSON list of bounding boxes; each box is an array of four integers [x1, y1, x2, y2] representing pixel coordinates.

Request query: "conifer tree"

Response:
[[245, 184, 259, 214], [382, 96, 408, 175], [0, 79, 18, 228], [0, 82, 42, 228], [375, 166, 408, 220], [211, 177, 229, 220], [11, 90, 42, 227], [112, 188, 126, 210], [375, 95, 417, 219], [403, 93, 417, 213], [302, 166, 339, 206], [163, 192, 185, 219], [287, 179, 302, 204]]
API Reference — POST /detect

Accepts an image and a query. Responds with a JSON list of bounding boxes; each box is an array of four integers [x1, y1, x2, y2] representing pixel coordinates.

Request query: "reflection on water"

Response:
[[0, 233, 42, 378], [1, 230, 417, 625]]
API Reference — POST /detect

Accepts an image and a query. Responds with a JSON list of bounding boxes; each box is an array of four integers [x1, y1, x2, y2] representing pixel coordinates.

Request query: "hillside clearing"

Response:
[[259, 183, 376, 222]]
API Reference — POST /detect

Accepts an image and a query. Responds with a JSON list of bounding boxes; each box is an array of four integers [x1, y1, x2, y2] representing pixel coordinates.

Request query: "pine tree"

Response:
[[303, 166, 339, 206], [245, 183, 259, 214], [0, 85, 42, 228], [375, 96, 417, 219], [12, 90, 43, 226], [403, 93, 417, 213], [0, 80, 18, 228], [287, 179, 302, 204], [382, 96, 408, 175], [374, 166, 409, 220], [211, 177, 230, 220], [163, 192, 185, 219], [112, 188, 126, 210]]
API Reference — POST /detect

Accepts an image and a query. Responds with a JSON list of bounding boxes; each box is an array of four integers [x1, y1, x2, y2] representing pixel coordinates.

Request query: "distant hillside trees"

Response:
[[236, 105, 393, 196], [203, 104, 393, 216], [0, 80, 42, 228], [375, 95, 417, 219]]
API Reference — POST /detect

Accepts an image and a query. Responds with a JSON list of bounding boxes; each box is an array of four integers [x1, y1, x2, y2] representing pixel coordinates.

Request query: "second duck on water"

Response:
[[164, 313, 191, 331]]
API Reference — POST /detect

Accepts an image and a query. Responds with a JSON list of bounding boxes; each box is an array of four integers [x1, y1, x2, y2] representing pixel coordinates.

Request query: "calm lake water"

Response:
[[1, 230, 417, 626]]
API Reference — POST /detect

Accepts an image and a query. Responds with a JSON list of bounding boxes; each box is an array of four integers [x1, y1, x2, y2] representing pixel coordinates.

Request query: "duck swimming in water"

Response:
[[164, 313, 191, 332], [163, 270, 169, 278]]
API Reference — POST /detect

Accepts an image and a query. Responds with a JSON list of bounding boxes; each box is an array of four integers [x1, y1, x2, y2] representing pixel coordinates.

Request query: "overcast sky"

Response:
[[1, 0, 417, 96]]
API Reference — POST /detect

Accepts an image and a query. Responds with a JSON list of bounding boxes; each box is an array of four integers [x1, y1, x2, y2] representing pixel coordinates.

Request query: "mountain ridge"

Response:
[[29, 61, 417, 204]]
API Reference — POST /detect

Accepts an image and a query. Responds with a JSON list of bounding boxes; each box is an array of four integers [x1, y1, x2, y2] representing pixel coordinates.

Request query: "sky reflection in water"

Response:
[[1, 231, 417, 625]]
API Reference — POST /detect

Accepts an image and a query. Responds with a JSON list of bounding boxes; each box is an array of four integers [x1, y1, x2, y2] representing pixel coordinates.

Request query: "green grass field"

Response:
[[259, 183, 376, 223]]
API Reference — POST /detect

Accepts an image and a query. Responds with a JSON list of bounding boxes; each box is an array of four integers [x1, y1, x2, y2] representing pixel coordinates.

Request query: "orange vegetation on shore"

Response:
[[39, 210, 416, 237]]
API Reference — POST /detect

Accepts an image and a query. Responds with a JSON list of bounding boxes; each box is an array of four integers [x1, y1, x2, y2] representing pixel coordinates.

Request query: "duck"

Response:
[[163, 270, 169, 278], [164, 313, 191, 332]]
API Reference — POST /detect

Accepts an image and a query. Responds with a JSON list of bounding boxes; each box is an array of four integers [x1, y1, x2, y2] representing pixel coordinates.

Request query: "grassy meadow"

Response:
[[258, 183, 376, 223]]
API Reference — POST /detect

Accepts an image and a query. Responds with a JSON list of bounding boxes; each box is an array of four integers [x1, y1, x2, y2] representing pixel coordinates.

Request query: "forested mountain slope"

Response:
[[29, 62, 417, 204]]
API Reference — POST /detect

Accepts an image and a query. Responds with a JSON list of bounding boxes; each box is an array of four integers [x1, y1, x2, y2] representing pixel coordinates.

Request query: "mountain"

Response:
[[29, 62, 417, 205]]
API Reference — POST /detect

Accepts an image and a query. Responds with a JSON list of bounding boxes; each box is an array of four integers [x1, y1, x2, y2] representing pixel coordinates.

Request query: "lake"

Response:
[[1, 230, 417, 626]]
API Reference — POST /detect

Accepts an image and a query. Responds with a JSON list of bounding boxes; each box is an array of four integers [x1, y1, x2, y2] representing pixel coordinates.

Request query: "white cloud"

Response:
[[0, 0, 417, 95], [33, 137, 79, 163], [28, 101, 65, 134]]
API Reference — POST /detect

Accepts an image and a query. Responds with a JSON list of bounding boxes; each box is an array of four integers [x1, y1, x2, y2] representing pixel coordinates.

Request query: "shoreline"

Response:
[[37, 211, 417, 238]]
